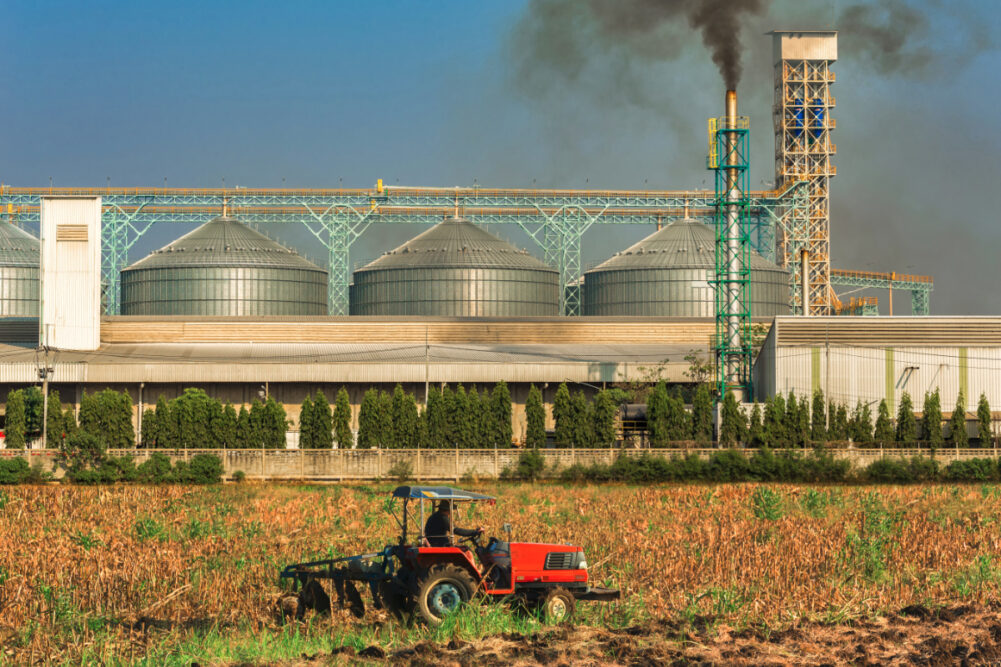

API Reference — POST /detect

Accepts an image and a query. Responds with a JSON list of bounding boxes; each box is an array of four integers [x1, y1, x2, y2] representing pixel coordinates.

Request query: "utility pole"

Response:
[[424, 326, 430, 407], [37, 346, 53, 449]]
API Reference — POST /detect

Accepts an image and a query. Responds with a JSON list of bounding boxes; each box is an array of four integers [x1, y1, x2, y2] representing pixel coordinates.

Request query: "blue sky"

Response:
[[2, 0, 999, 313]]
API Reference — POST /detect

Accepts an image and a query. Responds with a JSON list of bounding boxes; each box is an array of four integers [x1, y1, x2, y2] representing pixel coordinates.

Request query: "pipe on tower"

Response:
[[724, 90, 741, 396]]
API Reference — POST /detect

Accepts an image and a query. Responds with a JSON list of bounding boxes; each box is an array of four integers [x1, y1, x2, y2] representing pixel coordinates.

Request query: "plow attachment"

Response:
[[280, 549, 396, 620]]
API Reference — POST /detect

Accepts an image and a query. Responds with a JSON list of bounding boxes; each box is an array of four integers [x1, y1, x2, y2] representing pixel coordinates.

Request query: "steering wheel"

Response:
[[458, 529, 484, 547]]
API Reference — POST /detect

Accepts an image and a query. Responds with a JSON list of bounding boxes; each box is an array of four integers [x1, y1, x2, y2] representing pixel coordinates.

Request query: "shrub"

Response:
[[943, 458, 998, 482], [59, 431, 106, 473], [185, 454, 224, 484], [708, 449, 751, 482], [233, 470, 246, 483], [0, 458, 30, 484], [138, 453, 175, 483], [387, 459, 413, 481], [502, 448, 546, 481]]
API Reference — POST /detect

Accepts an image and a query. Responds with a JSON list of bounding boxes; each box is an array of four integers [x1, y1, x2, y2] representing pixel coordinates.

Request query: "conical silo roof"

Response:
[[124, 216, 322, 271], [586, 218, 779, 273], [356, 217, 551, 271], [0, 222, 39, 268]]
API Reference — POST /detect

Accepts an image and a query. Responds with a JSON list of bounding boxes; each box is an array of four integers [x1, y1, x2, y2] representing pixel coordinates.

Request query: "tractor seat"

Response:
[[478, 538, 511, 588]]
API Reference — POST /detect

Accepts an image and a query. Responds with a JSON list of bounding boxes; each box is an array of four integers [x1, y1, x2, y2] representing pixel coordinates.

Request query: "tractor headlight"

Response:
[[578, 552, 587, 569]]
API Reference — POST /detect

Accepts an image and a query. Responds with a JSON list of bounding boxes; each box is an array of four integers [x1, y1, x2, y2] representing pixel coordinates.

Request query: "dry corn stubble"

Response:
[[1, 482, 1000, 662]]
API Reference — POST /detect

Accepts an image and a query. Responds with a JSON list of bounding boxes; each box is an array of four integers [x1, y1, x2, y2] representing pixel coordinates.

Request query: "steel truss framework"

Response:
[[1, 184, 806, 315], [775, 57, 836, 315], [711, 118, 753, 400], [830, 270, 933, 316]]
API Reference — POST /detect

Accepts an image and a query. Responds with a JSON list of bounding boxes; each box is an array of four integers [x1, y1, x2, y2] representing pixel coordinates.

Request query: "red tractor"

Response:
[[280, 486, 619, 625]]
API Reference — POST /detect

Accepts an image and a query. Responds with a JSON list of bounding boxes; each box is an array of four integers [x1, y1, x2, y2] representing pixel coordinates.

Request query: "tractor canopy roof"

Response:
[[391, 486, 495, 502]]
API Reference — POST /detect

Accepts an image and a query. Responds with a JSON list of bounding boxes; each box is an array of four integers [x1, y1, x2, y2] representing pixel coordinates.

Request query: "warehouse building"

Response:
[[753, 317, 1001, 414]]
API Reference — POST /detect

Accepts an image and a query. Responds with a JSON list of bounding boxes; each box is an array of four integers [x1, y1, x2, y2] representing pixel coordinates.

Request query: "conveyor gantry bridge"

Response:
[[1, 182, 810, 316]]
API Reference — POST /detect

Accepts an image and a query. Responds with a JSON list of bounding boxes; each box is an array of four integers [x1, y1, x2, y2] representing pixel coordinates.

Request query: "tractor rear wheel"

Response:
[[415, 565, 476, 625], [539, 587, 576, 624]]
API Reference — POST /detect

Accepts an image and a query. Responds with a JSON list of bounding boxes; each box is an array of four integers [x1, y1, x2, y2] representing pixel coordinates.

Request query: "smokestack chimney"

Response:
[[723, 89, 742, 399]]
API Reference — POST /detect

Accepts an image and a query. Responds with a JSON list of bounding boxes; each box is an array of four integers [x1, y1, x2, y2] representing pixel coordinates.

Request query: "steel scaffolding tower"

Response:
[[772, 31, 838, 315], [0, 185, 806, 316], [709, 102, 753, 400]]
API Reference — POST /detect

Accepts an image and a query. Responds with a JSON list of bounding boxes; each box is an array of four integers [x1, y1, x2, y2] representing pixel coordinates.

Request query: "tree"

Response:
[[797, 397, 811, 447], [309, 391, 332, 449], [921, 390, 943, 447], [79, 389, 134, 449], [874, 399, 894, 444], [748, 402, 764, 447], [236, 406, 252, 448], [155, 396, 177, 448], [784, 393, 801, 447], [22, 386, 43, 434], [895, 393, 917, 443], [977, 393, 993, 447], [215, 402, 238, 448], [491, 381, 513, 448], [467, 387, 483, 446], [334, 387, 353, 449], [391, 384, 418, 449], [896, 392, 916, 444], [169, 388, 219, 450], [691, 384, 713, 445], [262, 397, 288, 449], [553, 382, 573, 447], [46, 390, 68, 447], [424, 386, 447, 448], [719, 391, 747, 447], [248, 399, 266, 448], [298, 395, 315, 449], [572, 391, 593, 448], [450, 385, 472, 448], [4, 389, 26, 450], [849, 401, 873, 445], [762, 395, 785, 447], [377, 390, 393, 447], [646, 382, 670, 447], [525, 384, 546, 449], [592, 389, 617, 448], [666, 392, 690, 442], [140, 408, 158, 448], [811, 390, 827, 442], [358, 389, 381, 449], [830, 403, 849, 442], [948, 390, 968, 448]]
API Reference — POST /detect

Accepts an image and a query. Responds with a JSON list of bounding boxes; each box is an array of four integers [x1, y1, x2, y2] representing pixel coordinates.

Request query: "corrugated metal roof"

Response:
[[774, 317, 1001, 347], [0, 318, 37, 344], [0, 341, 698, 384], [585, 219, 782, 273], [355, 217, 554, 271], [0, 223, 39, 268], [122, 216, 324, 271]]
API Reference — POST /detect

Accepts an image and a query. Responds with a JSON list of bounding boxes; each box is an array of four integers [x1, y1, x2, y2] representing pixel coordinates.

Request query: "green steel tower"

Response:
[[709, 91, 752, 401]]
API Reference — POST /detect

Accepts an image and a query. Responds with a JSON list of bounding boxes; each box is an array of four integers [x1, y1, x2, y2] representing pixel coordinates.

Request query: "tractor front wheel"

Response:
[[415, 565, 476, 625], [539, 587, 576, 624]]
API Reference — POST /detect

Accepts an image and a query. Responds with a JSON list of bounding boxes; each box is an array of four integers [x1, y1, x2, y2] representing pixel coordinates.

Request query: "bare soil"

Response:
[[301, 604, 1001, 666]]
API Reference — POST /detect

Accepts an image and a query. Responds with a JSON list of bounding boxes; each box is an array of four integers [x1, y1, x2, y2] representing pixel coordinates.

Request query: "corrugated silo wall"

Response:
[[583, 267, 789, 317], [349, 267, 560, 317], [121, 267, 328, 316]]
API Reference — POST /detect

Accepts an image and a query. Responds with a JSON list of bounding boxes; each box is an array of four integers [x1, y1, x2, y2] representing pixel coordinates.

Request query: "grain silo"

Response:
[[0, 222, 39, 317], [121, 216, 328, 316], [350, 217, 559, 316], [582, 219, 789, 317]]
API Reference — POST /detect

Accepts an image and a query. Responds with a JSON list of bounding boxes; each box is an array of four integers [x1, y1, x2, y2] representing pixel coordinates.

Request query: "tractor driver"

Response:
[[424, 500, 482, 547]]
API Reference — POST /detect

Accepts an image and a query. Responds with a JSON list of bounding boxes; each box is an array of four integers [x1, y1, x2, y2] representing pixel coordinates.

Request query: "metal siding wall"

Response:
[[0, 266, 39, 317], [771, 344, 1001, 414], [40, 197, 101, 350]]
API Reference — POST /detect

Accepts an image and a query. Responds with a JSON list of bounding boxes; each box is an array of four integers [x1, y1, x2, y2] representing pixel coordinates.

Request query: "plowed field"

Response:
[[3, 482, 1001, 664]]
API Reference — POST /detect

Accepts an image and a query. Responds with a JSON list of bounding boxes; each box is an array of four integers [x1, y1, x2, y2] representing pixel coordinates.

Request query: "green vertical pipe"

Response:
[[885, 348, 895, 411], [959, 348, 968, 409], [811, 348, 821, 394]]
